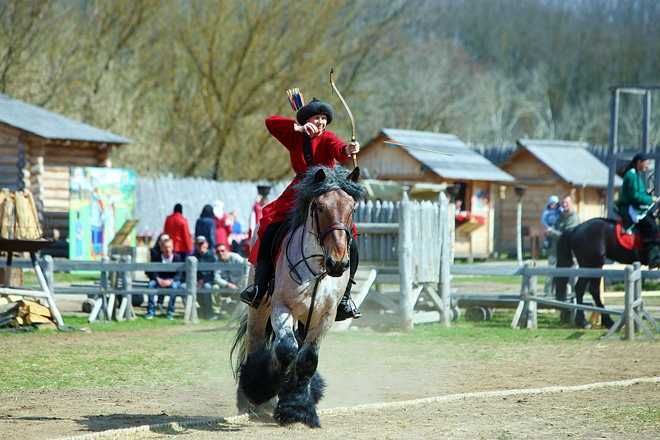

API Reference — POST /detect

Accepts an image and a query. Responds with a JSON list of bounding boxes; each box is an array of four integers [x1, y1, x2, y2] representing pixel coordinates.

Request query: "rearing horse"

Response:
[[231, 165, 364, 427]]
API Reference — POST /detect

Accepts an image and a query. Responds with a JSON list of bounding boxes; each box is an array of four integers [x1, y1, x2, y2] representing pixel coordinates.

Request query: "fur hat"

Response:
[[296, 98, 334, 125]]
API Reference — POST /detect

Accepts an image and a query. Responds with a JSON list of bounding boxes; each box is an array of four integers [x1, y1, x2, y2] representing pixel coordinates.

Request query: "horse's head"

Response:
[[293, 166, 364, 278]]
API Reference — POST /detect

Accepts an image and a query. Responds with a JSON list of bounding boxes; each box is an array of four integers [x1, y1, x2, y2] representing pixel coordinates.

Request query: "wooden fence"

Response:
[[0, 255, 249, 324], [355, 192, 454, 330], [452, 262, 658, 340]]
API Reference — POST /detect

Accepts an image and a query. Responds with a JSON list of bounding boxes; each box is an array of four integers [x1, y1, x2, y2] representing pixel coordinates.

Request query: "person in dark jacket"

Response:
[[193, 235, 217, 319], [195, 205, 217, 250], [145, 236, 184, 320]]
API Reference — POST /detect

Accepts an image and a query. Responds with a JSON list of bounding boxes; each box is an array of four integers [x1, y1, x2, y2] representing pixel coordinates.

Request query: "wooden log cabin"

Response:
[[0, 94, 130, 237], [496, 139, 621, 256], [355, 129, 514, 259]]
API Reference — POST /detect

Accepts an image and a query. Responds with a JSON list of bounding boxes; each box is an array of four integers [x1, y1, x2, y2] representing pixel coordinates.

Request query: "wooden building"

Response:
[[356, 129, 514, 259], [0, 94, 130, 237], [497, 139, 621, 255]]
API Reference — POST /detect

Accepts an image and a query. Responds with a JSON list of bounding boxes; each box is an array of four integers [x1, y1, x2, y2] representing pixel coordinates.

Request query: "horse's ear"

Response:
[[314, 168, 326, 184], [347, 167, 360, 182]]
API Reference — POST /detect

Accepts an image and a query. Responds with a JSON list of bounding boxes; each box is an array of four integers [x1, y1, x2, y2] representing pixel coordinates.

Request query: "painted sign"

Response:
[[69, 167, 136, 260]]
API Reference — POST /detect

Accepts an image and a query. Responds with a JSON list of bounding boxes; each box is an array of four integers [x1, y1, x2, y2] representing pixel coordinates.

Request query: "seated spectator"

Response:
[[193, 236, 217, 319], [145, 236, 184, 320], [214, 243, 245, 290]]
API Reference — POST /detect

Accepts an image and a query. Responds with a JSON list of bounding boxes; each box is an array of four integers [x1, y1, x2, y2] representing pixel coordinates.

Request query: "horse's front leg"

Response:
[[590, 278, 614, 329], [272, 303, 326, 428], [574, 277, 591, 329]]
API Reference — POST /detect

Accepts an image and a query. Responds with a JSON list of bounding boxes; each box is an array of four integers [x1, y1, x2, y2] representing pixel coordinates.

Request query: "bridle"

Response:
[[286, 198, 354, 285]]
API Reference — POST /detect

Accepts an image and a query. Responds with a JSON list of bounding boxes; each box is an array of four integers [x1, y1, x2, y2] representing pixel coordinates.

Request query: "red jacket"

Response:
[[214, 215, 232, 248], [163, 212, 193, 255], [248, 115, 351, 263]]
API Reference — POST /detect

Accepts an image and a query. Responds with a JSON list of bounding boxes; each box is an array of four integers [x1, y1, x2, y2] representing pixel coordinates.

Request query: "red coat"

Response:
[[214, 215, 232, 248], [248, 115, 351, 263], [163, 212, 193, 255]]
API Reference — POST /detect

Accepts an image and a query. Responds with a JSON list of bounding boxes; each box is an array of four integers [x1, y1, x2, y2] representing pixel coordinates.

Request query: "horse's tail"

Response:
[[554, 229, 574, 301], [230, 309, 248, 381]]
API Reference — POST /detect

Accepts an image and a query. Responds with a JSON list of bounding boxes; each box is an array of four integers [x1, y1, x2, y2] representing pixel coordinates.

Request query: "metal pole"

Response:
[[439, 192, 451, 327], [607, 89, 620, 219], [643, 91, 651, 152]]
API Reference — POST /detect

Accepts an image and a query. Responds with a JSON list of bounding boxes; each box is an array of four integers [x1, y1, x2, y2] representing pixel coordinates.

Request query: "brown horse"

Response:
[[231, 165, 364, 427]]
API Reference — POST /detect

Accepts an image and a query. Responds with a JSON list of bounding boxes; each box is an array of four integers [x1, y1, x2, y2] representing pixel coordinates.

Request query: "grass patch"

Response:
[[452, 275, 520, 286], [22, 271, 100, 287]]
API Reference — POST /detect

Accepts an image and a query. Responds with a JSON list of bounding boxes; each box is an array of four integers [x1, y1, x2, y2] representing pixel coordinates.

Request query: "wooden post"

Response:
[[439, 192, 451, 327], [40, 254, 64, 328], [398, 191, 414, 331], [101, 256, 110, 321], [511, 263, 529, 329], [607, 88, 620, 218], [633, 262, 642, 334], [624, 265, 634, 341], [184, 256, 198, 324], [528, 270, 538, 329], [516, 198, 523, 266], [117, 255, 134, 321]]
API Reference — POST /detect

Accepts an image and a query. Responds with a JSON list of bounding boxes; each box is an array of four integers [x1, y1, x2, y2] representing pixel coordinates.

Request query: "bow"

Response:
[[330, 68, 358, 168]]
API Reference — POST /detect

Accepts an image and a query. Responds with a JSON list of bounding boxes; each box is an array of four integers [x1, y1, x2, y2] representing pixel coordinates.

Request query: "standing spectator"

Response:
[[541, 195, 561, 251], [193, 236, 217, 319], [145, 237, 184, 320], [541, 195, 561, 295], [213, 200, 233, 248], [248, 185, 271, 242], [195, 205, 217, 250], [163, 203, 193, 257], [545, 195, 580, 295]]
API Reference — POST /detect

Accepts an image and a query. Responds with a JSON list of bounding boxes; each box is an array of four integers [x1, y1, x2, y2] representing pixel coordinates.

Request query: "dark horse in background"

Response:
[[555, 205, 659, 329]]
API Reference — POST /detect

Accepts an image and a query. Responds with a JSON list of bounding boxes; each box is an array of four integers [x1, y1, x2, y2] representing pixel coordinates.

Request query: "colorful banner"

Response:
[[69, 167, 136, 260]]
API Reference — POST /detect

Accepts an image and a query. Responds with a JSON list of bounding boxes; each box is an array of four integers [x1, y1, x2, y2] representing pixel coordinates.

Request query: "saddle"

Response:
[[615, 223, 642, 250]]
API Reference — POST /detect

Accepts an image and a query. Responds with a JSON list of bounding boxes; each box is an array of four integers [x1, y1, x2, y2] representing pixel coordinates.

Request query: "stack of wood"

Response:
[[0, 296, 56, 329], [0, 188, 43, 240]]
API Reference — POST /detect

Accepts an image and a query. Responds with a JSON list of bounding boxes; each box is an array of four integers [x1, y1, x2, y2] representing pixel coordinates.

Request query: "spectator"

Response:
[[163, 203, 193, 257], [193, 236, 217, 319], [145, 237, 184, 320], [213, 200, 233, 248], [545, 195, 580, 295], [195, 205, 217, 250], [214, 243, 244, 290], [541, 195, 561, 251], [249, 185, 270, 243], [148, 233, 170, 310]]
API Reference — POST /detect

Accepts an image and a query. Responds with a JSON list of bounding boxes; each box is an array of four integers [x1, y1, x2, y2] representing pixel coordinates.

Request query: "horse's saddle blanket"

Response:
[[615, 223, 642, 250]]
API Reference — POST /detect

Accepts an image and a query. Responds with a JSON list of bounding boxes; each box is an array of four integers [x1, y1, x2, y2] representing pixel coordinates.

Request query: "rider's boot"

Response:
[[335, 240, 361, 322], [239, 261, 271, 308], [240, 222, 283, 308], [335, 281, 361, 321]]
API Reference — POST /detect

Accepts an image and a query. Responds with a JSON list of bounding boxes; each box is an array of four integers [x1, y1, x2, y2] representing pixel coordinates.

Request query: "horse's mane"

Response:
[[287, 165, 366, 231]]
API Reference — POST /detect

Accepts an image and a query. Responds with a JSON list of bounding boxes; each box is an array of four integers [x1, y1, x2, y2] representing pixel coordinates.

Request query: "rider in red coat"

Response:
[[241, 98, 361, 321]]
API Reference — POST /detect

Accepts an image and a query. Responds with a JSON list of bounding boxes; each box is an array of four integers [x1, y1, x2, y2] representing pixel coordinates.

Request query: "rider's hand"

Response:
[[303, 122, 320, 138], [344, 141, 360, 156]]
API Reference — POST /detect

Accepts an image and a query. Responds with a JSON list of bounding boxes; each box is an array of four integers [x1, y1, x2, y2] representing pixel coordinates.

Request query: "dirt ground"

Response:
[[133, 382, 660, 440], [1, 324, 659, 440]]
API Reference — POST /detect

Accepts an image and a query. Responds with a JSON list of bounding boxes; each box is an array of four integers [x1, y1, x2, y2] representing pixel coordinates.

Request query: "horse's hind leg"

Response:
[[238, 303, 280, 409], [574, 278, 591, 329], [590, 278, 614, 329]]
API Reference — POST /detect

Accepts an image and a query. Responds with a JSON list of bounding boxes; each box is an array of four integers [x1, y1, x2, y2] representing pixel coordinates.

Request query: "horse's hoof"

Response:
[[274, 397, 320, 428]]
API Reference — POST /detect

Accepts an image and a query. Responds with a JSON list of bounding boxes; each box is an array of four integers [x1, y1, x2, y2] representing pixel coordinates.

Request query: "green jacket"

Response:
[[617, 168, 653, 210]]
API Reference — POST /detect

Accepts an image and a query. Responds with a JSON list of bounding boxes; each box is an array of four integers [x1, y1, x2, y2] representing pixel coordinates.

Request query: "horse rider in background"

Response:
[[240, 97, 361, 321], [616, 152, 660, 265]]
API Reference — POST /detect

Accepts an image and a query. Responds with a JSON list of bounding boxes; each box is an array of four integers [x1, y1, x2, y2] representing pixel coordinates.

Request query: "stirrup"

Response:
[[335, 295, 361, 322], [240, 284, 262, 308]]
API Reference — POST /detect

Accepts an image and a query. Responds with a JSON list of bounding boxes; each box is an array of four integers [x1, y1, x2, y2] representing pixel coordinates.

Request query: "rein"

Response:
[[285, 199, 353, 341]]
